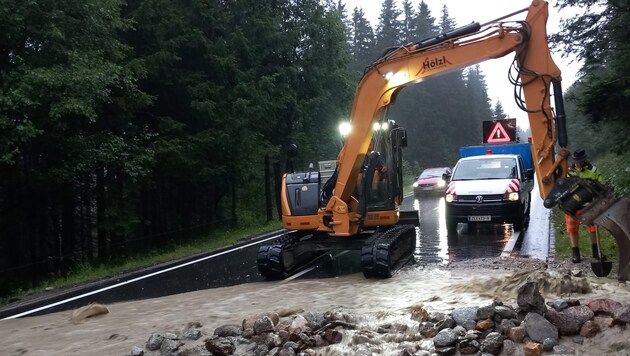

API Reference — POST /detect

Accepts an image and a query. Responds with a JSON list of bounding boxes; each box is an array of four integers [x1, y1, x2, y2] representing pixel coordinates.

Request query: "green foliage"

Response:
[[553, 0, 630, 150], [552, 208, 618, 265], [597, 153, 630, 196], [0, 222, 281, 305]]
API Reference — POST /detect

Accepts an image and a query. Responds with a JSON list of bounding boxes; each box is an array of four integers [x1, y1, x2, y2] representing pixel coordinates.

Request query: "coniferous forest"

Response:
[[1, 0, 628, 290]]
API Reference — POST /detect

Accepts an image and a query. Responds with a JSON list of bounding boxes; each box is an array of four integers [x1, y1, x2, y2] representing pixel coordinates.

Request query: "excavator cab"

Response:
[[355, 120, 406, 218]]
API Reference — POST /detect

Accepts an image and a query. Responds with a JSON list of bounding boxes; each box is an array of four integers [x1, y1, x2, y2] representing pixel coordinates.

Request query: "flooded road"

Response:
[[0, 185, 550, 319]]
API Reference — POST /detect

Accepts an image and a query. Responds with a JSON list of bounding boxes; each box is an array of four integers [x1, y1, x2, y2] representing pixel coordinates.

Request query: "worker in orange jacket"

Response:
[[564, 149, 604, 263]]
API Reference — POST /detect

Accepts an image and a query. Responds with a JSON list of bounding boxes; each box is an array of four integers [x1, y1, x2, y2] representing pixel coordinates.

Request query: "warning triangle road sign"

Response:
[[487, 121, 512, 143]]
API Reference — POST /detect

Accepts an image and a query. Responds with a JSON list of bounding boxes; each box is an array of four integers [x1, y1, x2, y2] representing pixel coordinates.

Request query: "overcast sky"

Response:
[[342, 0, 581, 130]]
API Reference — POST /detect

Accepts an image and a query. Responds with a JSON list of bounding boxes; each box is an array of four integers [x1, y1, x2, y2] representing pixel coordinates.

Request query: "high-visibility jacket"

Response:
[[568, 162, 602, 182]]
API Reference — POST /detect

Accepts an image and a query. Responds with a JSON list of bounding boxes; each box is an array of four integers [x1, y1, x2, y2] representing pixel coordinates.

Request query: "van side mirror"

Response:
[[526, 169, 534, 181]]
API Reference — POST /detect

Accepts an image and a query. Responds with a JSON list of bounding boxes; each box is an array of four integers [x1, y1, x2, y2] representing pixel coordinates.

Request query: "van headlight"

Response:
[[507, 192, 519, 201], [446, 194, 455, 202]]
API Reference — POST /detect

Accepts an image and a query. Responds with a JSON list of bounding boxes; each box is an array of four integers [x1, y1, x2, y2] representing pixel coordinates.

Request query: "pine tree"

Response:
[[376, 0, 403, 54]]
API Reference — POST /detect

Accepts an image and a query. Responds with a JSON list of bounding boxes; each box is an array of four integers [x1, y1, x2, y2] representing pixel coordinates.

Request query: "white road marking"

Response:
[[501, 230, 520, 258], [3, 233, 284, 320]]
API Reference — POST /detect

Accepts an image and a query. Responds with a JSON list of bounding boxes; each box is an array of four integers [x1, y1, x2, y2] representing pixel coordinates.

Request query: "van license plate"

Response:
[[468, 215, 491, 222]]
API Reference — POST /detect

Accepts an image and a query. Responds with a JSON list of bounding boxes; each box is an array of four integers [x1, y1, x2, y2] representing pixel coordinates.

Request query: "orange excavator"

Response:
[[257, 0, 630, 280]]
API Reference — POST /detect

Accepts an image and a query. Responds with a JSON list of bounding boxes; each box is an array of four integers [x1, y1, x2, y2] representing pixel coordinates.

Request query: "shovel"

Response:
[[591, 226, 613, 277]]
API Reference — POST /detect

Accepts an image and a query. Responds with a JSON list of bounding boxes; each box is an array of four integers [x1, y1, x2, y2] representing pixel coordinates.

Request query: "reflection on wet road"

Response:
[[403, 194, 511, 265], [303, 193, 516, 278]]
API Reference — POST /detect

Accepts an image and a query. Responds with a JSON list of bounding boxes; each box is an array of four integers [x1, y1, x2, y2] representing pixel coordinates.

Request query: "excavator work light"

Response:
[[339, 122, 351, 137]]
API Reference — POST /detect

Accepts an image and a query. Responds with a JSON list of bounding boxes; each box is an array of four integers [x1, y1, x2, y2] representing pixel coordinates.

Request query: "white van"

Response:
[[443, 154, 535, 234]]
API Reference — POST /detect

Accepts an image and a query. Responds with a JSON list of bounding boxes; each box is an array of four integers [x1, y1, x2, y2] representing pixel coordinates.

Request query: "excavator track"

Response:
[[257, 231, 342, 280], [361, 225, 417, 278], [257, 232, 308, 280]]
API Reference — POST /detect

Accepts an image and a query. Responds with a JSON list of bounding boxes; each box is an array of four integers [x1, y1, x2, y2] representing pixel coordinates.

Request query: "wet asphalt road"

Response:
[[0, 186, 550, 319]]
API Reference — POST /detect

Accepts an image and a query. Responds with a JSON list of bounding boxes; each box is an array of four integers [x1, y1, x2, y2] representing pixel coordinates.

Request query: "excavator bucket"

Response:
[[549, 178, 630, 281], [580, 196, 630, 282]]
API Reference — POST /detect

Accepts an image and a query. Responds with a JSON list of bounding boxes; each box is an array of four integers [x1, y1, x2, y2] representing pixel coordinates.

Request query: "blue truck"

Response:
[[459, 142, 534, 172]]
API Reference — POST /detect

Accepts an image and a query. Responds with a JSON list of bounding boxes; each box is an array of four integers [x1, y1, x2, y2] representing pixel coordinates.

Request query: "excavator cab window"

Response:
[[363, 132, 397, 211]]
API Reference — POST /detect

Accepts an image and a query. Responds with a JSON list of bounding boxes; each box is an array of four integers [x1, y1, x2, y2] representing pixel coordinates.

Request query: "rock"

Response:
[[523, 312, 558, 343], [613, 305, 630, 324], [433, 328, 458, 347], [434, 346, 456, 355], [477, 304, 496, 320], [70, 303, 109, 323], [419, 323, 438, 338], [435, 317, 455, 331], [480, 331, 503, 355], [499, 339, 522, 356], [587, 298, 622, 316], [205, 337, 235, 355], [160, 338, 183, 356], [178, 345, 213, 356], [146, 333, 164, 351], [476, 318, 494, 331], [498, 318, 516, 335], [254, 316, 276, 334], [410, 303, 429, 322], [451, 306, 479, 326], [458, 338, 479, 354], [181, 328, 202, 340], [495, 305, 517, 319], [547, 299, 568, 311], [288, 315, 309, 334], [517, 282, 547, 315], [542, 337, 557, 351], [214, 324, 242, 337], [323, 329, 342, 344], [429, 311, 447, 322], [579, 320, 600, 337], [545, 305, 594, 335], [523, 341, 543, 356], [130, 345, 144, 356], [302, 311, 325, 329]]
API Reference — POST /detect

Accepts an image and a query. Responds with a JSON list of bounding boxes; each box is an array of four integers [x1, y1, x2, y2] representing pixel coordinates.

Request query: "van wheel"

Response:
[[446, 219, 458, 235], [513, 200, 527, 231], [513, 217, 523, 232]]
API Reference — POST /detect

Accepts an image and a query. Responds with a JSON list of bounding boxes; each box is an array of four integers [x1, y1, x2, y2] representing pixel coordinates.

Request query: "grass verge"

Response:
[[552, 207, 618, 271], [1, 221, 282, 306]]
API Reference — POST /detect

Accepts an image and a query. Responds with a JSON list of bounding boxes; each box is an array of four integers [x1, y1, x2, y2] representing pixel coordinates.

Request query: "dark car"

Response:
[[413, 167, 451, 195]]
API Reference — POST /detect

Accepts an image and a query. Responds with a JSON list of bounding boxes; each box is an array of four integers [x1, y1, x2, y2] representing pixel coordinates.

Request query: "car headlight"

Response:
[[413, 182, 418, 188], [437, 180, 446, 188], [445, 194, 455, 202], [507, 192, 519, 201]]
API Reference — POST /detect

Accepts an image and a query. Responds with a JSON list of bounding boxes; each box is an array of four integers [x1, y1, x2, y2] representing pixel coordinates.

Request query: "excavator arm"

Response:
[[325, 0, 559, 233]]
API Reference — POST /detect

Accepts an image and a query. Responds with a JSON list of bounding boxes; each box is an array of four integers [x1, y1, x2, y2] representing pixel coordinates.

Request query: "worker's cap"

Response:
[[570, 149, 588, 164]]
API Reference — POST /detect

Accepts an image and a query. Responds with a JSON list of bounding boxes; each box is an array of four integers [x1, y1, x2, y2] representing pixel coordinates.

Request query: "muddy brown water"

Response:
[[2, 266, 630, 355]]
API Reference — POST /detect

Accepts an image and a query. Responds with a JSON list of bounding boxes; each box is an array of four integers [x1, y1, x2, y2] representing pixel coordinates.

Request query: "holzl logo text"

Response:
[[416, 55, 452, 75]]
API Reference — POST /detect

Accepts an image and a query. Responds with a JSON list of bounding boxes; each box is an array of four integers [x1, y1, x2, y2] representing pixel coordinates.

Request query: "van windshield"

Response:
[[452, 158, 517, 180]]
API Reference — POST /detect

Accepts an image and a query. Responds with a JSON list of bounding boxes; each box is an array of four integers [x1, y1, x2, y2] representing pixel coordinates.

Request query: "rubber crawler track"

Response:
[[257, 233, 299, 280], [361, 225, 417, 278]]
